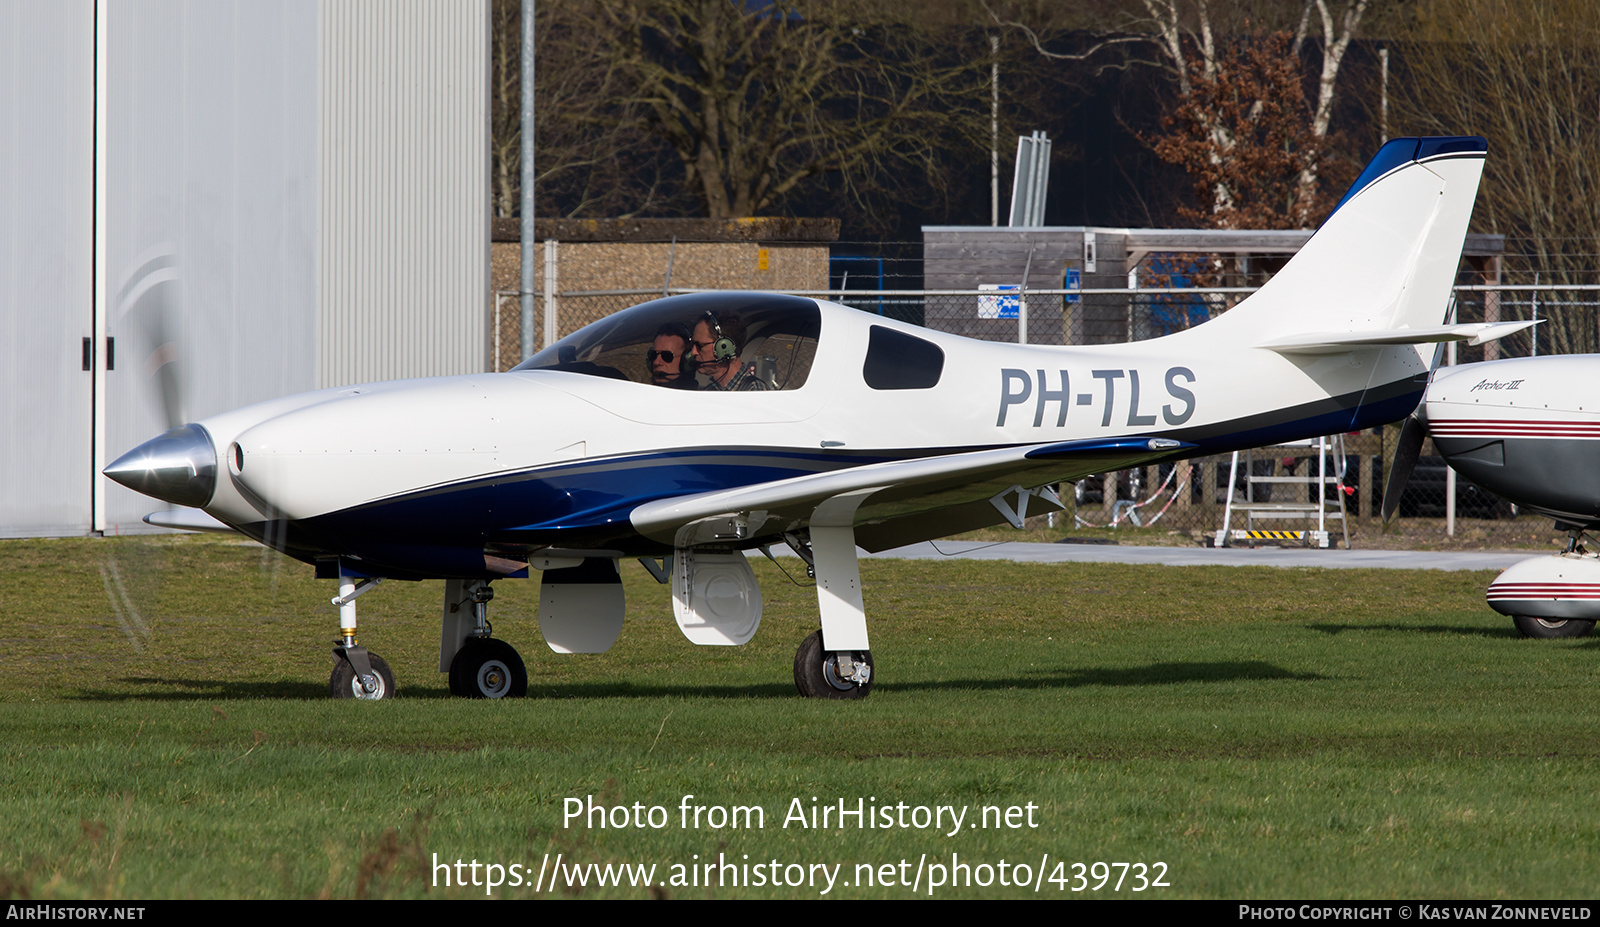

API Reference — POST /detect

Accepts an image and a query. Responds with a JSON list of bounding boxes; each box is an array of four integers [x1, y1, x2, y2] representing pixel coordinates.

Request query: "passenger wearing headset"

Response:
[[647, 322, 696, 388], [691, 310, 767, 391]]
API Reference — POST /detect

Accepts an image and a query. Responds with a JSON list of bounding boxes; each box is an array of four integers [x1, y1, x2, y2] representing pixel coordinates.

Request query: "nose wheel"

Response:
[[330, 649, 396, 700], [1511, 615, 1597, 639]]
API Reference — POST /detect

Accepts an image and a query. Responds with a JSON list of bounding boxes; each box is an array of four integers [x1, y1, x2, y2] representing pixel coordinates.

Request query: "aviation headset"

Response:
[[699, 311, 739, 363]]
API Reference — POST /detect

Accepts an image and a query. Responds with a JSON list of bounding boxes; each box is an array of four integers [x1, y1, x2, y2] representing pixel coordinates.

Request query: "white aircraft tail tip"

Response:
[[1203, 136, 1488, 345]]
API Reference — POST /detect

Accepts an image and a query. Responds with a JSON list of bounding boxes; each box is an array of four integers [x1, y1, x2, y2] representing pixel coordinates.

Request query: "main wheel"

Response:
[[1512, 615, 1597, 639], [793, 629, 874, 700], [449, 638, 528, 698], [329, 652, 396, 700]]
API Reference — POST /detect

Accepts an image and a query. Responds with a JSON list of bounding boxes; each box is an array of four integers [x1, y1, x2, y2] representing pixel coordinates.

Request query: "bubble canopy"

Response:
[[512, 292, 823, 390]]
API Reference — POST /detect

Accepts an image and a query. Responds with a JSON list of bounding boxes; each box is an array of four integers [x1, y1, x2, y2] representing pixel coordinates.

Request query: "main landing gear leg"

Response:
[[440, 579, 527, 698], [329, 567, 394, 700], [790, 525, 875, 700]]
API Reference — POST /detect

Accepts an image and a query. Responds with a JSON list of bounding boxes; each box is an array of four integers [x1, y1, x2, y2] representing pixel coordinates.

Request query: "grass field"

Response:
[[1, 535, 1595, 899]]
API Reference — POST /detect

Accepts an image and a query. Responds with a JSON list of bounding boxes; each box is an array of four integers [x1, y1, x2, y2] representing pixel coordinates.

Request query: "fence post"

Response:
[[1172, 460, 1193, 515], [543, 238, 558, 349], [493, 292, 503, 372], [1483, 254, 1501, 362], [663, 236, 676, 297], [1445, 296, 1457, 537], [1018, 243, 1035, 345], [1531, 272, 1540, 357]]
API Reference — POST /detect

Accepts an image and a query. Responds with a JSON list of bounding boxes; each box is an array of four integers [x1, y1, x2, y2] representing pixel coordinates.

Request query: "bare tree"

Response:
[[1393, 0, 1600, 354], [561, 0, 996, 220], [490, 0, 684, 220], [1149, 32, 1340, 230], [1289, 1, 1368, 209], [990, 0, 1370, 222], [1294, 1, 1367, 142], [1139, 0, 1367, 222]]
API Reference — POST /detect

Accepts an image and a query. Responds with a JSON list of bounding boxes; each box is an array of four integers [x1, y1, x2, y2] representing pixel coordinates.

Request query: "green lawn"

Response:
[[0, 535, 1593, 899]]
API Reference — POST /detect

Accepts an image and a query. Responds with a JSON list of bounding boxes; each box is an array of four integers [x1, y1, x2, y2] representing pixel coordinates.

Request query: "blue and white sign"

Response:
[[977, 284, 1020, 319]]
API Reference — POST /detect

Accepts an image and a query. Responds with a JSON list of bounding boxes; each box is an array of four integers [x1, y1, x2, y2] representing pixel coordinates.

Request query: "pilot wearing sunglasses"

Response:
[[647, 322, 696, 389]]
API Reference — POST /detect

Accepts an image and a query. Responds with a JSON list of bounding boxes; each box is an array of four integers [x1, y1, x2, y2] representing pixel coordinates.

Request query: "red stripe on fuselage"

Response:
[[1430, 418, 1600, 439]]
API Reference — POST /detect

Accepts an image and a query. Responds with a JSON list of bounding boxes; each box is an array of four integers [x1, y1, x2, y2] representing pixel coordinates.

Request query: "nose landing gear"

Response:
[[329, 573, 396, 700]]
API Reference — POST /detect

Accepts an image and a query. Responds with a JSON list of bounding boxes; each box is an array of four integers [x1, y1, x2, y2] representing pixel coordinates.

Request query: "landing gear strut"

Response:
[[786, 523, 876, 700], [329, 571, 395, 700]]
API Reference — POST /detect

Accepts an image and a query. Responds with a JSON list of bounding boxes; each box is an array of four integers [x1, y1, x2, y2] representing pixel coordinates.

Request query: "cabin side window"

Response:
[[863, 326, 944, 390]]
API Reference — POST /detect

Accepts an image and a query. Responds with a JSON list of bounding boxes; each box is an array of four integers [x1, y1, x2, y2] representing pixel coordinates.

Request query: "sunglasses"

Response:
[[647, 349, 679, 363]]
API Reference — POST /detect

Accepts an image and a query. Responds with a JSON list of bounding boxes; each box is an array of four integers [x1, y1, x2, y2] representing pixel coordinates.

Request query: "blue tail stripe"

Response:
[[1329, 136, 1486, 218]]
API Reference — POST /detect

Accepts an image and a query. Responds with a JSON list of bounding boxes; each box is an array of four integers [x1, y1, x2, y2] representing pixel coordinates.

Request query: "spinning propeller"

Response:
[[101, 247, 218, 509]]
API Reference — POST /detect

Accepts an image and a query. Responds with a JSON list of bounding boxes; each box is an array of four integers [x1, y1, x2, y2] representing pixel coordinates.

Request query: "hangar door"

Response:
[[0, 1, 95, 537]]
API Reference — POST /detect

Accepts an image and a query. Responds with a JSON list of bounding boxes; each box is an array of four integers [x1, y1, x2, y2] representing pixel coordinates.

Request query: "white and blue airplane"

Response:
[[105, 136, 1532, 700]]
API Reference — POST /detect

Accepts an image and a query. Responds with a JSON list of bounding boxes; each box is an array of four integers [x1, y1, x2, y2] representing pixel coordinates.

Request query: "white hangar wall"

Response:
[[0, 1, 96, 536], [99, 0, 323, 534], [318, 0, 490, 387], [0, 0, 490, 538]]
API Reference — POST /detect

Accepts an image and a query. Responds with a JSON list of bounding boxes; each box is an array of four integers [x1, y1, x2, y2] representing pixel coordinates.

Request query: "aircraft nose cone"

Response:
[[104, 423, 218, 508]]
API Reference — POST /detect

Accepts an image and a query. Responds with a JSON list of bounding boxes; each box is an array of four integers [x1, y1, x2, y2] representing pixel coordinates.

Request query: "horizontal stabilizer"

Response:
[[1259, 320, 1539, 355]]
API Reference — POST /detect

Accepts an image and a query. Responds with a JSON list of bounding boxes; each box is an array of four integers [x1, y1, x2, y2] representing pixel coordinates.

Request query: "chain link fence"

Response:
[[490, 238, 1600, 549]]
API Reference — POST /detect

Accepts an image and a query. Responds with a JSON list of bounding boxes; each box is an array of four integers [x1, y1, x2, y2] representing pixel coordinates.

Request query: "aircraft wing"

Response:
[[629, 436, 1192, 552]]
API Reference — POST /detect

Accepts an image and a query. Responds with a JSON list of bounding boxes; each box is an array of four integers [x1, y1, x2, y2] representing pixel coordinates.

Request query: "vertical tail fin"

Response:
[[1203, 137, 1487, 346]]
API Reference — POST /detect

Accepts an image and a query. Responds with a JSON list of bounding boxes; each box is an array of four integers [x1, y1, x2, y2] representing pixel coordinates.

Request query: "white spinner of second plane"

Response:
[[106, 136, 1532, 700]]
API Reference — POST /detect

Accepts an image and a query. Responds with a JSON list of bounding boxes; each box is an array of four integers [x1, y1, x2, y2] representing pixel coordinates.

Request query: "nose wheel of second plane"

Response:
[[1511, 615, 1597, 639], [449, 638, 529, 698]]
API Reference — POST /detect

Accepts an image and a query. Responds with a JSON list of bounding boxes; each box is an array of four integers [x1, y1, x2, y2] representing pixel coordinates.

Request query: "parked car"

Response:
[[1073, 469, 1148, 506]]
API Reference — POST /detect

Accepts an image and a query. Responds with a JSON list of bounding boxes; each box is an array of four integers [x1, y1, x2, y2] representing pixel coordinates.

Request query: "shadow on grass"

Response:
[[888, 660, 1327, 693], [67, 676, 802, 701], [517, 681, 799, 699], [1305, 622, 1520, 638], [70, 677, 328, 700], [64, 661, 1320, 701]]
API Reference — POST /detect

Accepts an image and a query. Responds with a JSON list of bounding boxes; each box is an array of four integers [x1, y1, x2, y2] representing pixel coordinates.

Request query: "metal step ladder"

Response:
[[1213, 435, 1351, 549]]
